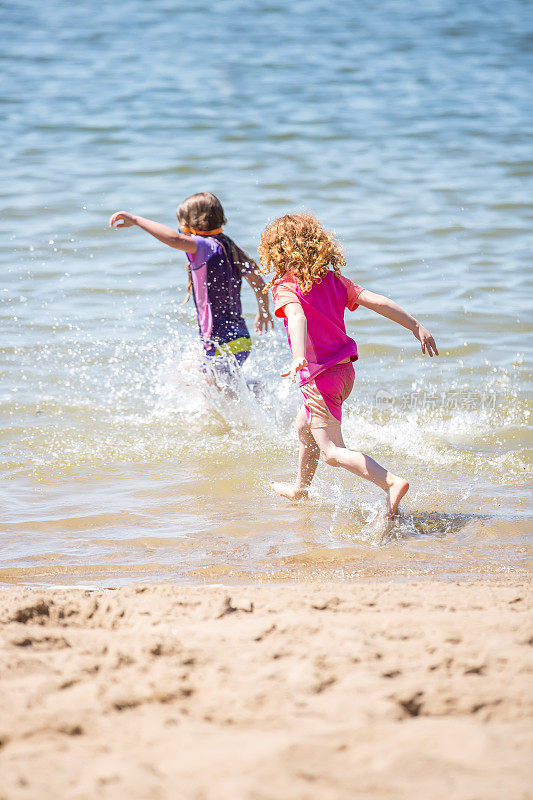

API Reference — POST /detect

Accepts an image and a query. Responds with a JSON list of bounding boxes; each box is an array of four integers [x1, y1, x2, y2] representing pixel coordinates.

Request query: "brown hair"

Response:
[[258, 213, 345, 292], [177, 192, 227, 231]]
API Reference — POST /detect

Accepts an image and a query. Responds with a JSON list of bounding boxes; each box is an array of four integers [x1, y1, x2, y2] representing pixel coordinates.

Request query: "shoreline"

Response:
[[1, 557, 530, 589], [1, 578, 531, 799], [1, 573, 531, 591]]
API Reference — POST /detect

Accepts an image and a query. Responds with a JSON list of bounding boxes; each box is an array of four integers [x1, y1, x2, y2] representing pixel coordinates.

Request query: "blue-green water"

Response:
[[1, 0, 531, 585]]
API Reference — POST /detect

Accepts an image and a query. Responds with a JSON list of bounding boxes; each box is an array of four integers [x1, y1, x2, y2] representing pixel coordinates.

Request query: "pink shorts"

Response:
[[300, 361, 355, 428]]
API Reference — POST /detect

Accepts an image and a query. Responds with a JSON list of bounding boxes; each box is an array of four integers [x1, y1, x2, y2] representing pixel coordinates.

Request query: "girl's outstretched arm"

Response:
[[109, 211, 197, 253], [281, 302, 308, 381], [243, 269, 274, 334], [357, 289, 439, 357]]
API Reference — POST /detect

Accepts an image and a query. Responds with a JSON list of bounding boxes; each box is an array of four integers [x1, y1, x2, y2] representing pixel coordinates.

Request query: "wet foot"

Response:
[[271, 482, 309, 501], [386, 478, 409, 518]]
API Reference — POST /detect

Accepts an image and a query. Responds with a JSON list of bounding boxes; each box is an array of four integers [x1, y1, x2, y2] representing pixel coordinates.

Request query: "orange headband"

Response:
[[181, 226, 223, 236]]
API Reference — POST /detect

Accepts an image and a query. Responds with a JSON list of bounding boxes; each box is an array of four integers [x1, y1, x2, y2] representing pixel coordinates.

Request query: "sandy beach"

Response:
[[0, 579, 531, 799]]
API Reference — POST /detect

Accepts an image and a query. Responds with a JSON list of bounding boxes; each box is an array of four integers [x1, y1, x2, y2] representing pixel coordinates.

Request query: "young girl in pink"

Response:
[[258, 213, 439, 517]]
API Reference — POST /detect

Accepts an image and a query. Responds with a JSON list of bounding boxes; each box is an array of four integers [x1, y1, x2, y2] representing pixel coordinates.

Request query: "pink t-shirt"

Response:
[[272, 270, 364, 386]]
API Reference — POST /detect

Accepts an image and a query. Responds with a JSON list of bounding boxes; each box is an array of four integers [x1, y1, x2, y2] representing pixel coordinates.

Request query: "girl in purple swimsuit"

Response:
[[259, 213, 439, 517], [109, 193, 273, 370]]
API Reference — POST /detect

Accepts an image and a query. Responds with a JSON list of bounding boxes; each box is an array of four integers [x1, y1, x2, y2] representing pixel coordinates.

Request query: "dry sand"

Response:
[[0, 580, 532, 800]]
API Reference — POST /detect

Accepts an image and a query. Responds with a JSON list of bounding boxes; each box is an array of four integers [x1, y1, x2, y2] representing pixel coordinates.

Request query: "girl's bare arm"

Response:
[[282, 301, 308, 381], [109, 211, 197, 253], [356, 289, 439, 357], [243, 269, 274, 333]]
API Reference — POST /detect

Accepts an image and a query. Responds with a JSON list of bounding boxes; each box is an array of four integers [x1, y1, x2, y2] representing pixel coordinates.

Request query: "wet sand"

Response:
[[1, 580, 532, 799]]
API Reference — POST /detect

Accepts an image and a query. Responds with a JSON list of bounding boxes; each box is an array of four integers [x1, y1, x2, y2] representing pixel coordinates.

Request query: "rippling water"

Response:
[[1, 0, 532, 586]]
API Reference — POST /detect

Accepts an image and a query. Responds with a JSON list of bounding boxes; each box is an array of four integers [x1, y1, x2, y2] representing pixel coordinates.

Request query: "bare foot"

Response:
[[386, 477, 409, 517], [271, 482, 309, 501]]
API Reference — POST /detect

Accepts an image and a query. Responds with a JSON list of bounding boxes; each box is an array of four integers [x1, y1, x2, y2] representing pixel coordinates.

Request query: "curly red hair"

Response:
[[258, 213, 346, 293]]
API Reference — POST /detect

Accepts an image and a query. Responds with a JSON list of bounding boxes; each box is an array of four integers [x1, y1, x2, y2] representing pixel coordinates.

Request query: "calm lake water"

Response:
[[1, 0, 532, 586]]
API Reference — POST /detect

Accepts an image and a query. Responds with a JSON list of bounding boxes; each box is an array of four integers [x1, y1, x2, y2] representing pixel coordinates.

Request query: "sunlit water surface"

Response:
[[1, 0, 532, 586]]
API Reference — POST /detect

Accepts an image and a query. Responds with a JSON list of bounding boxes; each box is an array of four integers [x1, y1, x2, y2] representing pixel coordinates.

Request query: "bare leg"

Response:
[[179, 359, 217, 388], [312, 425, 409, 517], [272, 406, 320, 501]]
